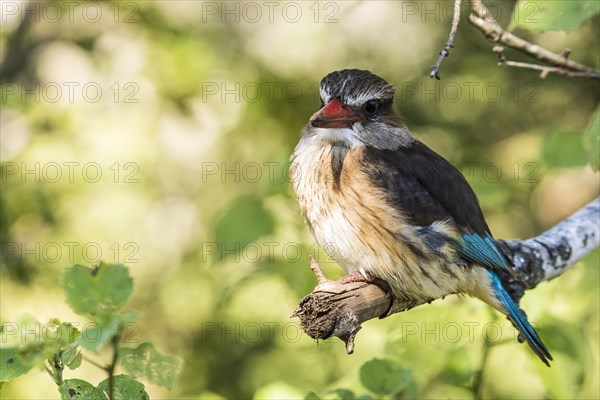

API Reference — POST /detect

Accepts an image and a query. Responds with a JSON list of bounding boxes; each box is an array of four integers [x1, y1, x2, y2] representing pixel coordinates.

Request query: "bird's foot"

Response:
[[337, 273, 391, 294], [337, 273, 394, 318]]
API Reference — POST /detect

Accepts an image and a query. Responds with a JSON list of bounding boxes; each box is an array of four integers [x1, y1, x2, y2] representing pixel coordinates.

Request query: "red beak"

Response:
[[310, 99, 360, 128]]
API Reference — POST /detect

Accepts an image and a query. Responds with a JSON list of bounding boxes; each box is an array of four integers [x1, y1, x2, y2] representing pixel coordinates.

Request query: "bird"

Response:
[[290, 69, 552, 366]]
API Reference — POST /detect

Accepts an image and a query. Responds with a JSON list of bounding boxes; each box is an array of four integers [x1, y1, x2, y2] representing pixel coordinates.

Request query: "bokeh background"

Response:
[[1, 0, 599, 398]]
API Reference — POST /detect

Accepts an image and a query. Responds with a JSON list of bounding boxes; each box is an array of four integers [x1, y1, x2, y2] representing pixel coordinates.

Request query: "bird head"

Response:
[[306, 69, 414, 150]]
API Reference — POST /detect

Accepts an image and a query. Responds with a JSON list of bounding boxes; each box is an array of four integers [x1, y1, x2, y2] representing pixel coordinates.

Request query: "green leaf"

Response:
[[76, 318, 120, 352], [332, 389, 356, 400], [584, 108, 600, 170], [58, 379, 107, 400], [74, 311, 141, 352], [359, 358, 412, 396], [118, 342, 182, 390], [398, 379, 419, 400], [510, 0, 600, 32], [121, 310, 143, 324], [1, 315, 39, 347], [61, 343, 82, 370], [304, 391, 321, 400], [61, 263, 133, 320], [213, 196, 275, 260], [542, 131, 588, 168], [0, 348, 33, 382], [57, 322, 81, 345], [66, 351, 82, 370], [98, 375, 149, 400]]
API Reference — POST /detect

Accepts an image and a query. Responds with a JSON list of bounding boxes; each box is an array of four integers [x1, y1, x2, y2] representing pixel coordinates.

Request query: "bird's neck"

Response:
[[303, 126, 364, 149]]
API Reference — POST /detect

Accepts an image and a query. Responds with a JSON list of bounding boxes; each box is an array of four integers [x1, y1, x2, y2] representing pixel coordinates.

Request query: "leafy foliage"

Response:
[[61, 263, 133, 322], [58, 379, 107, 400], [542, 131, 588, 168], [359, 358, 412, 396], [214, 196, 276, 256], [97, 375, 150, 400], [1, 263, 181, 399], [119, 343, 182, 390], [306, 358, 414, 399], [0, 348, 33, 382]]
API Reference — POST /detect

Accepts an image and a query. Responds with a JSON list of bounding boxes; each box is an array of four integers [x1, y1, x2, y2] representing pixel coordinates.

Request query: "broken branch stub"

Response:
[[292, 262, 393, 354]]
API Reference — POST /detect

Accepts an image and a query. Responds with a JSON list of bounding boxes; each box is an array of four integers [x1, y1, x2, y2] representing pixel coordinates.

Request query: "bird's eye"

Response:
[[364, 100, 379, 114]]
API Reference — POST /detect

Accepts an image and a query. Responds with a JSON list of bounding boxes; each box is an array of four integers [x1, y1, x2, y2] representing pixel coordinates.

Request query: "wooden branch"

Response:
[[430, 0, 463, 80], [468, 0, 600, 80], [291, 280, 393, 354], [293, 197, 600, 353], [499, 198, 600, 283]]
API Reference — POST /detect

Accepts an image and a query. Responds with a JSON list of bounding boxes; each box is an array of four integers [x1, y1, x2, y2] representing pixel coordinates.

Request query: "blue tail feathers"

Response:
[[461, 233, 512, 275], [488, 271, 552, 366]]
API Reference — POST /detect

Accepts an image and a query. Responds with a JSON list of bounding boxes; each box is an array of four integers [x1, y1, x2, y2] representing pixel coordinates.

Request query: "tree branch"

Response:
[[468, 0, 600, 80], [430, 0, 463, 80], [292, 197, 600, 353]]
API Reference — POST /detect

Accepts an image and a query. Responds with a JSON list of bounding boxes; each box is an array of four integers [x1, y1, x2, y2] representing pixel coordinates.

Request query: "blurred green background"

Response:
[[1, 0, 599, 398]]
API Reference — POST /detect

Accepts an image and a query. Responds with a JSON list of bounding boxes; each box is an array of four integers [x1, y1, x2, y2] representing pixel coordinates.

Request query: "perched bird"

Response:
[[290, 69, 552, 366]]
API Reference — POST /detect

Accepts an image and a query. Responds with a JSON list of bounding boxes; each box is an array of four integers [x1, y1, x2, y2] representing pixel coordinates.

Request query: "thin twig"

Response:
[[468, 0, 600, 80], [44, 364, 55, 384], [309, 255, 328, 284], [107, 336, 119, 400], [430, 0, 463, 80], [53, 353, 64, 386], [492, 46, 595, 79], [82, 354, 108, 371], [473, 335, 491, 400]]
